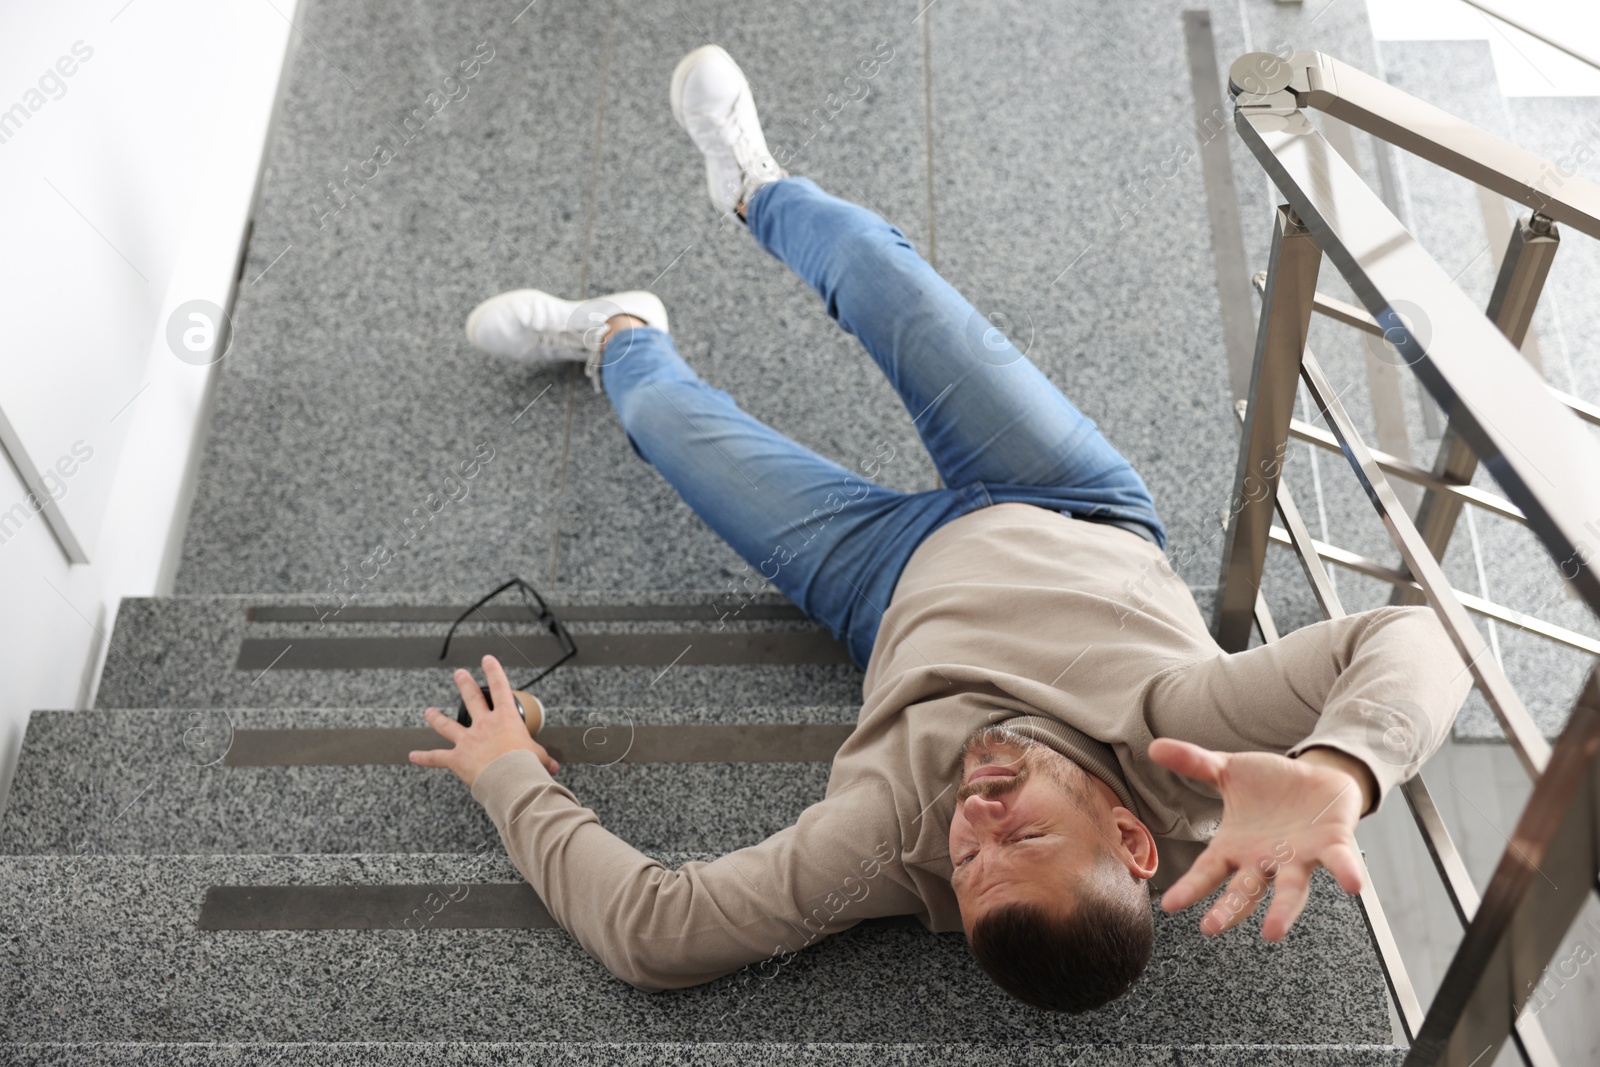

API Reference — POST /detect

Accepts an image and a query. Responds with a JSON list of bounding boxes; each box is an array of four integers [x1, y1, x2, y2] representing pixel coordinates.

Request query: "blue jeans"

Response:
[[599, 177, 1165, 670]]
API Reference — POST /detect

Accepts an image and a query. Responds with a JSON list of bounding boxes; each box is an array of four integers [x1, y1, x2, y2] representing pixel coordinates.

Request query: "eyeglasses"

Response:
[[439, 578, 578, 720]]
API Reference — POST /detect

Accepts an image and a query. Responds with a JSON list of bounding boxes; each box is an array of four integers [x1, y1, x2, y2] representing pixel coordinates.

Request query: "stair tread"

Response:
[[2, 707, 848, 857], [0, 1042, 1408, 1065], [94, 594, 864, 713], [0, 852, 1390, 1045]]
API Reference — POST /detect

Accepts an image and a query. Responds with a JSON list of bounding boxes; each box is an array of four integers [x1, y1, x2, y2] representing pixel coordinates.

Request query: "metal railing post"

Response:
[[1213, 205, 1321, 651], [1394, 215, 1561, 604], [1231, 101, 1600, 628]]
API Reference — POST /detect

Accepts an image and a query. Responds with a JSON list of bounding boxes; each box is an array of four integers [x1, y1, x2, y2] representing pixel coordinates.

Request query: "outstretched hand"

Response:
[[409, 654, 560, 787], [1149, 738, 1371, 942]]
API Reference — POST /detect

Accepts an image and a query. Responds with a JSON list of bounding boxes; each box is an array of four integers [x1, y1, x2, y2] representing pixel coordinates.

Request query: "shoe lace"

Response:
[[706, 91, 777, 196]]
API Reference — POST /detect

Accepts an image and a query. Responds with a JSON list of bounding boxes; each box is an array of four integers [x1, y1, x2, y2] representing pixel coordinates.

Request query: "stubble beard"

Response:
[[955, 723, 1093, 807]]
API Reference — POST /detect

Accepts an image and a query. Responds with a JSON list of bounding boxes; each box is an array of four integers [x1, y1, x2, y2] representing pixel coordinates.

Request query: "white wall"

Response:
[[0, 0, 297, 815]]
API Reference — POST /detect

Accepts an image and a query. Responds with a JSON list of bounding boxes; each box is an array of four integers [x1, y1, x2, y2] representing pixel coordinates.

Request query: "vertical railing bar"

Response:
[[1395, 216, 1560, 607], [1253, 591, 1281, 643], [1213, 205, 1323, 652], [1399, 777, 1563, 1067], [1270, 480, 1342, 616], [1357, 873, 1428, 1045], [1296, 349, 1552, 778], [1398, 778, 1478, 927]]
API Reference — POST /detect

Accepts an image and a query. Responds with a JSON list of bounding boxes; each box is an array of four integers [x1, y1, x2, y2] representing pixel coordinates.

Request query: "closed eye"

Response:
[[957, 833, 1044, 867]]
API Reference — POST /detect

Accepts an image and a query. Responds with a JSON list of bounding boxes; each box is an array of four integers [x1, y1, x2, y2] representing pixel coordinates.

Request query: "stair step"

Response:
[[1, 708, 847, 857], [94, 593, 864, 712], [0, 853, 1392, 1045], [0, 1043, 1407, 1065]]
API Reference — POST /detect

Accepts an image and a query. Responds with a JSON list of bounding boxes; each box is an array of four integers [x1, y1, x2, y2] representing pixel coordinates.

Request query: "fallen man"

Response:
[[410, 44, 1470, 1013]]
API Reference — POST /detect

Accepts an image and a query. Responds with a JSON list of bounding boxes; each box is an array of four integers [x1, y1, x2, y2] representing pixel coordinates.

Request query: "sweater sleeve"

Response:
[[1148, 606, 1473, 813], [469, 749, 920, 992]]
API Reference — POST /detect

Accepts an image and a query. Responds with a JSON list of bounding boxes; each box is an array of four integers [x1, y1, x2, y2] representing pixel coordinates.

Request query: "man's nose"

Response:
[[961, 792, 1007, 827]]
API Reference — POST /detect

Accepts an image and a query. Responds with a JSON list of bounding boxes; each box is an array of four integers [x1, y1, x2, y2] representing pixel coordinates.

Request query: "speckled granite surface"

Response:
[[95, 595, 865, 712], [555, 0, 942, 593], [1, 707, 836, 857], [0, 854, 1388, 1045], [928, 0, 1240, 605], [173, 0, 597, 596], [0, 1044, 1407, 1065]]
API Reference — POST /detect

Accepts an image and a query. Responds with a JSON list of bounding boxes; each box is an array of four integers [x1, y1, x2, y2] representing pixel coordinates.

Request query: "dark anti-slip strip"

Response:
[[246, 603, 810, 623], [235, 631, 853, 671], [198, 883, 556, 930], [222, 723, 858, 766], [197, 884, 926, 932]]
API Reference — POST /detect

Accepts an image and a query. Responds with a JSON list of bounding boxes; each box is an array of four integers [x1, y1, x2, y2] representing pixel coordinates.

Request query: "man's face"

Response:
[[948, 725, 1150, 933]]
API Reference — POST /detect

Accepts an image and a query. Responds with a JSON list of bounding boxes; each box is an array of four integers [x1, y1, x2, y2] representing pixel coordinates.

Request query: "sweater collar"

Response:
[[1002, 714, 1138, 813]]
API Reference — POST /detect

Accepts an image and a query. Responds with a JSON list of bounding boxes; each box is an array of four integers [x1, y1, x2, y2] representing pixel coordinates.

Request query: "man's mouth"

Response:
[[966, 765, 1019, 783]]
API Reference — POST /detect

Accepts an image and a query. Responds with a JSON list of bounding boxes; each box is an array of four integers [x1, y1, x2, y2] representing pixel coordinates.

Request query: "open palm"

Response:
[[1149, 738, 1368, 942]]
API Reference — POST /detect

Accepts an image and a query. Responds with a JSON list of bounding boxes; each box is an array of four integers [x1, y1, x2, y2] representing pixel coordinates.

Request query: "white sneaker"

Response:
[[464, 288, 668, 391], [670, 45, 787, 217]]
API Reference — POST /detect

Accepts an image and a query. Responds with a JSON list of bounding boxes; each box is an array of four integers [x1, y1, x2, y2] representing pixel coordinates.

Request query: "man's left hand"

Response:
[[1148, 738, 1371, 942], [409, 655, 560, 787]]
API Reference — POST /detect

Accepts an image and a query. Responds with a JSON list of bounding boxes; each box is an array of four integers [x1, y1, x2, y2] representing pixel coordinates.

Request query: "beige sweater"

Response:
[[471, 503, 1470, 992]]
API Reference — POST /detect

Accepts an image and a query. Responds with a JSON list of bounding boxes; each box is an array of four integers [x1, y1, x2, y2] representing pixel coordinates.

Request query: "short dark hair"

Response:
[[967, 872, 1154, 1013]]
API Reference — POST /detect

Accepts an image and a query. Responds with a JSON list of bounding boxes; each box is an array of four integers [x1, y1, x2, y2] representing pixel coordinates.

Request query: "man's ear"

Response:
[[1110, 807, 1159, 881]]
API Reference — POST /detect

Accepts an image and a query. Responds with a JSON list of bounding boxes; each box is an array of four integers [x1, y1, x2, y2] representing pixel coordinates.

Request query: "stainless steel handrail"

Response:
[[1224, 65, 1600, 635], [1220, 49, 1600, 1067], [1231, 50, 1600, 236]]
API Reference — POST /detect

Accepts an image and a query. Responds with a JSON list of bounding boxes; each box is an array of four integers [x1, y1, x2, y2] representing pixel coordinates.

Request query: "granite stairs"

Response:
[[1, 592, 1400, 1063], [0, 0, 1451, 1060]]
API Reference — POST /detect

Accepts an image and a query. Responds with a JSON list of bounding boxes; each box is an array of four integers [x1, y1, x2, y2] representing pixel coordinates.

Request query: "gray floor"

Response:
[[177, 0, 1273, 600]]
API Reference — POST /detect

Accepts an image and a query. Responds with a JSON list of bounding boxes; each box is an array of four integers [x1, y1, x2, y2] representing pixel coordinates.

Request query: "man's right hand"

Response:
[[1148, 737, 1368, 942], [409, 656, 561, 787]]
